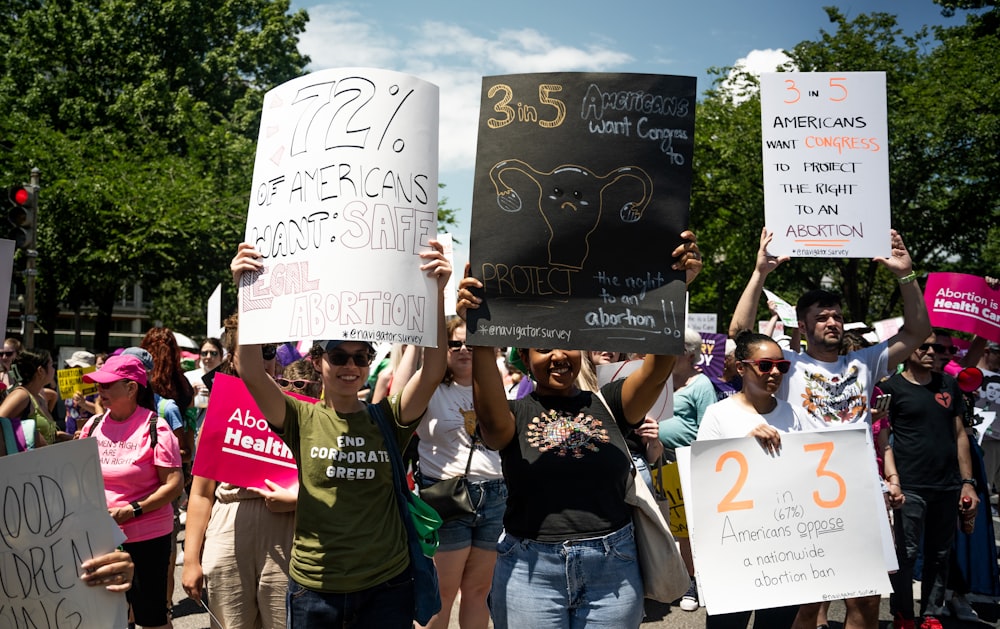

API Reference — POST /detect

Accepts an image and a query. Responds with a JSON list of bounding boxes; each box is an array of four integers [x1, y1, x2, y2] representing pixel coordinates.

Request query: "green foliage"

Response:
[[690, 6, 1000, 330], [0, 0, 309, 347]]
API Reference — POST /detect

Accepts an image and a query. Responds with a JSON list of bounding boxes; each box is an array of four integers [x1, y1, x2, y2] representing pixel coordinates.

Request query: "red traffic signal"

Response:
[[5, 185, 36, 250]]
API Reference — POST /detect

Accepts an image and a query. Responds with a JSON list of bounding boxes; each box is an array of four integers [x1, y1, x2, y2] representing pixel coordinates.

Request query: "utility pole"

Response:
[[23, 167, 40, 348]]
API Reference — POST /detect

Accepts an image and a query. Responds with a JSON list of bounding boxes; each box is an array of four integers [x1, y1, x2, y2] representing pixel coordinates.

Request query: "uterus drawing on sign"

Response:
[[489, 159, 653, 270]]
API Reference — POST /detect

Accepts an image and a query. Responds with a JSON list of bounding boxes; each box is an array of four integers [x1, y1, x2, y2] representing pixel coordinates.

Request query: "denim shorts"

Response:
[[420, 477, 507, 552], [490, 522, 643, 629]]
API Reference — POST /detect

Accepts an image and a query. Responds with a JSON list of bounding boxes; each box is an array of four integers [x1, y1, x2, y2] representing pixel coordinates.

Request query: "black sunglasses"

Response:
[[918, 343, 952, 354], [447, 340, 469, 351], [276, 378, 317, 389], [200, 350, 220, 357], [327, 350, 373, 367], [741, 358, 792, 374], [0, 351, 13, 357]]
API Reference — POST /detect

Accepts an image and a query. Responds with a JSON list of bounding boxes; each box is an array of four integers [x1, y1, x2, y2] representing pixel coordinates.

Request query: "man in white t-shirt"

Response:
[[729, 228, 931, 629]]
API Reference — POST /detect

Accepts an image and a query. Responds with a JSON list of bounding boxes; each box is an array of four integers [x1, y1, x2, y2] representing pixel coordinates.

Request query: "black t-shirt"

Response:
[[880, 371, 965, 490], [502, 379, 633, 542]]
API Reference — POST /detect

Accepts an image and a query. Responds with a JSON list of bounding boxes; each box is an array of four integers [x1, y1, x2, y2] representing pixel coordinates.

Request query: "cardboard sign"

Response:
[[687, 428, 891, 614], [56, 366, 98, 399], [761, 72, 891, 259], [0, 439, 128, 628], [925, 273, 1000, 343], [687, 312, 718, 334], [467, 72, 696, 355], [192, 373, 303, 489], [239, 67, 441, 347]]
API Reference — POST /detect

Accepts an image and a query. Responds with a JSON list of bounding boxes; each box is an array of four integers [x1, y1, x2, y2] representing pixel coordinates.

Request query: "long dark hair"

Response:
[[11, 349, 50, 385], [141, 327, 194, 409]]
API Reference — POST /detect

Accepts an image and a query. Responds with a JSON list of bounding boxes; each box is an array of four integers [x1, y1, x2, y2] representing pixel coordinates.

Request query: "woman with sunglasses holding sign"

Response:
[[694, 330, 809, 628], [230, 239, 452, 628]]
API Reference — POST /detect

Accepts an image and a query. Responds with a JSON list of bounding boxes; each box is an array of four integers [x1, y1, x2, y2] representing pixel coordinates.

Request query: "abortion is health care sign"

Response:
[[193, 373, 301, 490], [687, 428, 890, 614], [925, 273, 1000, 344], [240, 68, 440, 346], [760, 72, 890, 259]]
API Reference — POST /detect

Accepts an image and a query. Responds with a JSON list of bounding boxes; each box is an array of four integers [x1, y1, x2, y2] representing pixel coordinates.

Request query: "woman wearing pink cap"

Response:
[[81, 354, 183, 629]]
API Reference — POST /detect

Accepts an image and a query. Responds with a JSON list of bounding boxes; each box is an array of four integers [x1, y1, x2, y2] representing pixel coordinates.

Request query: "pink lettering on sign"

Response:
[[924, 273, 1000, 344], [192, 373, 308, 489]]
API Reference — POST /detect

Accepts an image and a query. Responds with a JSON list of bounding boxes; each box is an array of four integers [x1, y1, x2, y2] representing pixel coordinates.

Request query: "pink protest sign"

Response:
[[193, 372, 310, 489], [925, 273, 1000, 343]]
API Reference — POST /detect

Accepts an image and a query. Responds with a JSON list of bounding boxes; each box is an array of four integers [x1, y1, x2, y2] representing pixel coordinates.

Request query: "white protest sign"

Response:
[[763, 288, 798, 327], [687, 312, 718, 334], [207, 283, 222, 339], [0, 439, 128, 628], [687, 428, 890, 614], [761, 72, 890, 259], [240, 68, 440, 346], [438, 233, 457, 317], [596, 361, 673, 422]]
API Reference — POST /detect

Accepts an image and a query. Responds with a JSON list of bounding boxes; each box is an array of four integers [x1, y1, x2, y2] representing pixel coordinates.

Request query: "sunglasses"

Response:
[[200, 350, 220, 357], [0, 351, 13, 357], [327, 350, 373, 367], [918, 343, 955, 354], [447, 340, 469, 351], [741, 358, 792, 374], [276, 378, 317, 389]]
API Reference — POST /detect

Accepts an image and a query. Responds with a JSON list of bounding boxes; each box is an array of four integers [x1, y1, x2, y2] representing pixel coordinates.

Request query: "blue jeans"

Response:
[[286, 567, 414, 628], [490, 522, 643, 629], [422, 477, 507, 552]]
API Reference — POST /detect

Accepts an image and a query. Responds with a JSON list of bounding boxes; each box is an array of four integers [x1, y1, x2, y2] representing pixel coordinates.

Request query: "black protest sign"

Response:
[[467, 73, 696, 355]]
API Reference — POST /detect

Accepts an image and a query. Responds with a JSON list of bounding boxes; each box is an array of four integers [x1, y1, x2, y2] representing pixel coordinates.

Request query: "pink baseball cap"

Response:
[[82, 354, 148, 387]]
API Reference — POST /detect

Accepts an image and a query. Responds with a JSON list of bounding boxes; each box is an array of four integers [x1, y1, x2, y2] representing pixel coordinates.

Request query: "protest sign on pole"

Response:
[[925, 273, 1000, 343], [0, 439, 128, 628], [192, 373, 303, 490], [687, 428, 891, 614], [239, 67, 440, 347], [760, 72, 890, 259], [467, 72, 696, 355]]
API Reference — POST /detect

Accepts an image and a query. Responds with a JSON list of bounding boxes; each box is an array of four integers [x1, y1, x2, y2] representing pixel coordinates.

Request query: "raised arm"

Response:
[[729, 229, 789, 338], [457, 275, 516, 450], [398, 240, 452, 424], [878, 230, 931, 372], [622, 230, 703, 423], [230, 243, 289, 429]]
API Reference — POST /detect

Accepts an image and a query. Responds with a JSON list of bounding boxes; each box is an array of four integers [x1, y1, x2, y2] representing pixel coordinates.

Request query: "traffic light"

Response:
[[5, 184, 36, 250]]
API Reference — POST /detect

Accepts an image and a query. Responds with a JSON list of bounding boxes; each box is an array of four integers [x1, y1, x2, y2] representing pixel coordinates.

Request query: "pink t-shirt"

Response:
[[82, 407, 182, 542]]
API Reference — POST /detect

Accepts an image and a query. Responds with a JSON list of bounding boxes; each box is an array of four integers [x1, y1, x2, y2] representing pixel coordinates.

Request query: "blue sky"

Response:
[[290, 0, 963, 269]]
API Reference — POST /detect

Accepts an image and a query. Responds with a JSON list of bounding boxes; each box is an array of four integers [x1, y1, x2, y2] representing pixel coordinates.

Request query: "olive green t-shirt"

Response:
[[277, 394, 417, 592]]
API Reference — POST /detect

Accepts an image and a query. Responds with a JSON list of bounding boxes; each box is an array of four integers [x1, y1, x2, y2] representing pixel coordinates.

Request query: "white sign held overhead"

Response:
[[239, 68, 441, 346], [760, 72, 890, 259]]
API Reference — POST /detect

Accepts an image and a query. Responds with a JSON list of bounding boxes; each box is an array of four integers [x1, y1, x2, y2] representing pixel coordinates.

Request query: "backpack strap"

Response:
[[85, 410, 110, 438]]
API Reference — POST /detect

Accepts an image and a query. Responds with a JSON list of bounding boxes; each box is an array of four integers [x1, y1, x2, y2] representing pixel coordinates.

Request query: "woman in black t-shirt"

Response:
[[455, 231, 701, 629]]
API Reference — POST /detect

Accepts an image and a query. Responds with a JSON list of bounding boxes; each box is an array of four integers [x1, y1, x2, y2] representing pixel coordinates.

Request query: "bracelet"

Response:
[[897, 272, 917, 285]]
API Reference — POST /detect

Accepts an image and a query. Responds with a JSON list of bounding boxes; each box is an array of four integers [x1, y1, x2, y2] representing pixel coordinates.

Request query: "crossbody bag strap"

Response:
[[462, 434, 476, 477]]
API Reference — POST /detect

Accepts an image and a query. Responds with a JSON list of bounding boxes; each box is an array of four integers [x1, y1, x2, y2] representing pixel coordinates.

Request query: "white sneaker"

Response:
[[949, 594, 979, 622], [679, 578, 699, 611]]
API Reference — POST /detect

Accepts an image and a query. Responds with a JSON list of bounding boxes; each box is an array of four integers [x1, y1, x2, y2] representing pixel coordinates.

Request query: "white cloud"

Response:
[[297, 4, 633, 172], [720, 48, 794, 103]]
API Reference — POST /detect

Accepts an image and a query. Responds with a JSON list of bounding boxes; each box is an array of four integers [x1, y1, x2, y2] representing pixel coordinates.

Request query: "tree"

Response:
[[689, 6, 999, 330], [0, 0, 309, 349]]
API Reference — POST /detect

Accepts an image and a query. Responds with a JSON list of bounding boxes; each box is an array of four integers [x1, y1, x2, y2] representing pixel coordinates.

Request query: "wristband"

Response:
[[130, 501, 143, 518], [961, 478, 977, 488], [897, 272, 917, 285]]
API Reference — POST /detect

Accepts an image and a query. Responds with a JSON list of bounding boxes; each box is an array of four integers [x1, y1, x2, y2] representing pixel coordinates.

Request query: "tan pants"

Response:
[[202, 496, 294, 629]]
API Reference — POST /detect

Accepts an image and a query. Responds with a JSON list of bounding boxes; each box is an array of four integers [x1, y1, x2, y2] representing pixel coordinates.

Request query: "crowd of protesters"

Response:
[[1, 225, 998, 629]]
